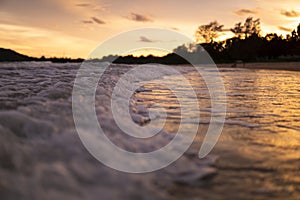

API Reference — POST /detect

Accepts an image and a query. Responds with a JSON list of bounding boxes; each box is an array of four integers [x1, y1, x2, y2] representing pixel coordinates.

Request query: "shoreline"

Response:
[[0, 61, 299, 71], [217, 61, 300, 71]]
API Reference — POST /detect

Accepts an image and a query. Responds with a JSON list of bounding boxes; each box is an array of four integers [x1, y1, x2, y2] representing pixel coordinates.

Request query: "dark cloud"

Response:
[[139, 36, 156, 43], [76, 3, 90, 7], [128, 13, 152, 22], [76, 2, 107, 11], [91, 17, 105, 24], [82, 20, 93, 24], [234, 9, 257, 16], [278, 26, 292, 32], [280, 10, 300, 18]]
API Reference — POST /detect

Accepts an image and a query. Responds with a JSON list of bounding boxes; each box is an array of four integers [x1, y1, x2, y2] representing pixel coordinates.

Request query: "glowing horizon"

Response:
[[0, 0, 299, 58]]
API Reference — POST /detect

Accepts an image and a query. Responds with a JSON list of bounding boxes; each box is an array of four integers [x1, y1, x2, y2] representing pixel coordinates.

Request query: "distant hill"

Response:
[[0, 48, 32, 62], [0, 48, 84, 63]]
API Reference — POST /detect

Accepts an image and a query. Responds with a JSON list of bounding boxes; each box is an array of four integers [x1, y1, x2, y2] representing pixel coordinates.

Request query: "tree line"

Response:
[[111, 17, 300, 64], [192, 17, 300, 63]]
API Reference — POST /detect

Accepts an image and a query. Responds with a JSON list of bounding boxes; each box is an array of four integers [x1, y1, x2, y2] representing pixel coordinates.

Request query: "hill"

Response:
[[0, 48, 84, 63], [0, 48, 32, 62]]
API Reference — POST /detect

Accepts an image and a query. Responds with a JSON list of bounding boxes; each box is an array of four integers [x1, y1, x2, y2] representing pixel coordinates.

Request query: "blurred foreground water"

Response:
[[135, 66, 300, 199], [0, 62, 299, 200]]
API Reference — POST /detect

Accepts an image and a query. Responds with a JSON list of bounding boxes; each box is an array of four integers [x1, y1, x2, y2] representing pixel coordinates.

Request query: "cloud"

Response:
[[0, 22, 94, 58], [82, 20, 93, 24], [139, 36, 156, 43], [278, 26, 292, 32], [75, 2, 107, 11], [127, 13, 152, 22], [76, 3, 90, 7], [81, 17, 105, 25], [280, 10, 300, 18], [234, 9, 257, 16], [91, 17, 105, 24]]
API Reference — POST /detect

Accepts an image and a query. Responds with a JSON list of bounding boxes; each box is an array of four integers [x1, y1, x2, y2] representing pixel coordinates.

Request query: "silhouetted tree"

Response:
[[265, 33, 279, 41], [230, 17, 261, 40], [231, 22, 244, 38], [40, 56, 46, 61], [291, 30, 297, 41], [244, 17, 261, 38], [195, 21, 224, 43]]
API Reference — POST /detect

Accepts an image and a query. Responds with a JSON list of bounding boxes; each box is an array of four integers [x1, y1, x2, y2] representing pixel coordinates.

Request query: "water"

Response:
[[1, 62, 299, 199], [135, 67, 300, 199]]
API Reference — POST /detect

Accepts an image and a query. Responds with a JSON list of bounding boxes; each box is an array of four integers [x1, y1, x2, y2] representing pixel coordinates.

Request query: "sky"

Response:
[[0, 0, 299, 58]]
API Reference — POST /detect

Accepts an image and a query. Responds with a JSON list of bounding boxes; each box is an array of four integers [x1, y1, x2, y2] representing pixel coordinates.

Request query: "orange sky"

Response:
[[0, 0, 299, 58]]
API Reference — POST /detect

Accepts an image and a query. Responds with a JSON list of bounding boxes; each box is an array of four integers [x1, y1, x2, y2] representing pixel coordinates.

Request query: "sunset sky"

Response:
[[0, 0, 299, 58]]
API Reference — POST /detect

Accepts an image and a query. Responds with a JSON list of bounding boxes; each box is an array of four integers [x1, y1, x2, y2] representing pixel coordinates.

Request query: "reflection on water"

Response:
[[135, 67, 300, 199]]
